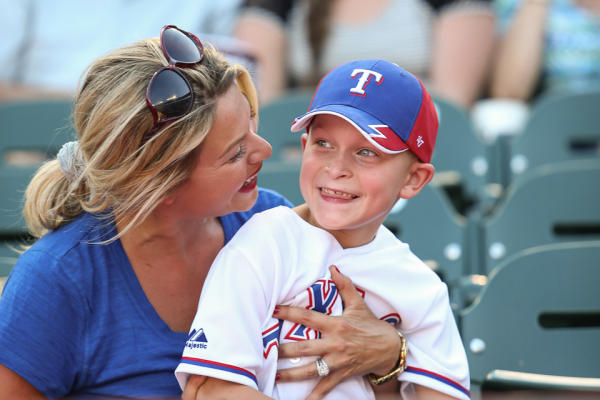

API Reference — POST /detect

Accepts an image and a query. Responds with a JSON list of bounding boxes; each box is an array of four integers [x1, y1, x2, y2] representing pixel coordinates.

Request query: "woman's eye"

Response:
[[230, 144, 247, 162], [358, 148, 377, 157]]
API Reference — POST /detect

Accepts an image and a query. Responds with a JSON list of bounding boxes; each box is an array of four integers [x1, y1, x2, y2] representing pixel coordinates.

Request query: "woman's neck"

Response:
[[116, 209, 225, 332]]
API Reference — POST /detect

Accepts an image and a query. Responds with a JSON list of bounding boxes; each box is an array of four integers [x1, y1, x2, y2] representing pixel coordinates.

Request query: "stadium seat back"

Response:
[[481, 159, 600, 275], [460, 241, 600, 395], [258, 90, 312, 163], [508, 90, 600, 182], [431, 97, 490, 210], [258, 162, 303, 207], [384, 184, 467, 286], [0, 99, 74, 275]]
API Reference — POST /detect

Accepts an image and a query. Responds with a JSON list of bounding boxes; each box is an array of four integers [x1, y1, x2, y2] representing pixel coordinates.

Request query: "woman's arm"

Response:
[[0, 364, 46, 399], [275, 266, 403, 399], [182, 375, 273, 400], [234, 8, 289, 105], [490, 0, 549, 100], [375, 384, 461, 400], [430, 1, 496, 108]]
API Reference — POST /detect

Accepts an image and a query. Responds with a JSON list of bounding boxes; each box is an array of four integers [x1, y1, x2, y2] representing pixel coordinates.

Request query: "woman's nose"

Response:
[[248, 132, 272, 164]]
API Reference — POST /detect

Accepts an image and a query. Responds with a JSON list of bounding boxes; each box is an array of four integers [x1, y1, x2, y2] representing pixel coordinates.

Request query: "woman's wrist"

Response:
[[367, 331, 407, 385]]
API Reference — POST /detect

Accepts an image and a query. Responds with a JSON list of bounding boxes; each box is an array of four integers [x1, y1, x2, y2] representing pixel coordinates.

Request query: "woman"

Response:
[[0, 26, 402, 399], [234, 0, 495, 107]]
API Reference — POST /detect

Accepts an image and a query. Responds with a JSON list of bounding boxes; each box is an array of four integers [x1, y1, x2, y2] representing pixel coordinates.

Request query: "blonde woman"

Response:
[[0, 26, 402, 399]]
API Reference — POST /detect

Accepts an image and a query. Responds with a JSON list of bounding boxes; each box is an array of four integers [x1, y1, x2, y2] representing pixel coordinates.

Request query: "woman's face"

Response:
[[171, 83, 272, 217]]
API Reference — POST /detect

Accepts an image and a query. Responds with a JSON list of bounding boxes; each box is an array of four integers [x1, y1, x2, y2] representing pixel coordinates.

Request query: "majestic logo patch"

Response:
[[349, 68, 383, 97], [417, 136, 424, 148], [185, 328, 208, 349]]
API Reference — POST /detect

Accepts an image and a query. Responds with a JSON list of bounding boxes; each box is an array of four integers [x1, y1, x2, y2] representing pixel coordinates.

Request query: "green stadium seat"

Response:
[[258, 90, 312, 163], [258, 162, 303, 207], [460, 241, 600, 398], [0, 99, 75, 276], [0, 99, 75, 164], [431, 96, 492, 214], [506, 90, 600, 184], [383, 184, 468, 297], [480, 159, 600, 275]]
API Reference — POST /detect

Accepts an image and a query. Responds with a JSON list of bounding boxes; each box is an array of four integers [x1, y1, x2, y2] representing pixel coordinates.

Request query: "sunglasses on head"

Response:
[[145, 25, 204, 128]]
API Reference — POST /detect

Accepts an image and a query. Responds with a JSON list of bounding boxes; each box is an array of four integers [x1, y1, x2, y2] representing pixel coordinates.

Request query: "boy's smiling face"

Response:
[[298, 114, 425, 247]]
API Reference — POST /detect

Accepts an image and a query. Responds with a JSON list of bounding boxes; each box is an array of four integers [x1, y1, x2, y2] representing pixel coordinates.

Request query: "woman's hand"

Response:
[[275, 265, 402, 400]]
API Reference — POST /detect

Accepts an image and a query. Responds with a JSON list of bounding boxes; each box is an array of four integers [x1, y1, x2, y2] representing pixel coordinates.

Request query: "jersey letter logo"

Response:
[[349, 68, 383, 97], [285, 279, 339, 341], [262, 322, 281, 358]]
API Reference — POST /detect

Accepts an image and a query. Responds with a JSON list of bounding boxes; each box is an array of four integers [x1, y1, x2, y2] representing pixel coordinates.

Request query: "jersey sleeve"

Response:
[[399, 284, 471, 400], [175, 225, 282, 392], [0, 249, 85, 397]]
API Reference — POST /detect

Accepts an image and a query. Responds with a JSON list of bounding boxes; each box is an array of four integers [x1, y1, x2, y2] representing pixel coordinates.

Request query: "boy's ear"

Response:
[[301, 133, 309, 150], [398, 162, 435, 199]]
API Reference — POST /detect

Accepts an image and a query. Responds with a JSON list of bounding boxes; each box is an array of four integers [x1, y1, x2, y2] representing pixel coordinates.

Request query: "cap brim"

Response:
[[291, 105, 410, 154]]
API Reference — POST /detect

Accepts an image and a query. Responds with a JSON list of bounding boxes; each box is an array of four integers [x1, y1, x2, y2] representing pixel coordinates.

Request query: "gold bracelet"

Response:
[[367, 331, 407, 385]]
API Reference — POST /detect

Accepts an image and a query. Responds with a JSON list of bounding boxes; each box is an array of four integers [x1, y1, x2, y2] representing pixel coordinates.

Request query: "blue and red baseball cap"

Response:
[[290, 59, 438, 163]]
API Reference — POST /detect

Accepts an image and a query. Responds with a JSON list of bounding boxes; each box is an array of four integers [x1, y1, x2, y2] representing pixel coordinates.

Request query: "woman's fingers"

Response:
[[328, 265, 366, 309], [305, 369, 348, 400], [275, 265, 402, 383], [278, 336, 328, 359], [274, 305, 331, 333], [273, 265, 373, 336], [181, 375, 207, 400]]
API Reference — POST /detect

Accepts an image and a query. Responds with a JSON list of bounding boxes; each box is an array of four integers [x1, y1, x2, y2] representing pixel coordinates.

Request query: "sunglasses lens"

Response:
[[162, 27, 202, 64], [148, 69, 193, 119]]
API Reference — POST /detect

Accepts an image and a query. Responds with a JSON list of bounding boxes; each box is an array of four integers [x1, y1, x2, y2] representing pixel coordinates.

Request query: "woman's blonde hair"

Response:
[[23, 36, 258, 241]]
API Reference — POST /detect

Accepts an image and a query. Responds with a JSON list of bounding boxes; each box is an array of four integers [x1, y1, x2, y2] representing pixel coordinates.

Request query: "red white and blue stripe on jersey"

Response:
[[262, 322, 281, 358], [180, 357, 258, 386], [405, 366, 470, 397], [380, 312, 401, 326]]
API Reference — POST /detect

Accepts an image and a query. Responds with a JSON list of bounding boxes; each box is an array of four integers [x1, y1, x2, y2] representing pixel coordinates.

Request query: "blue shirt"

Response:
[[0, 188, 291, 398]]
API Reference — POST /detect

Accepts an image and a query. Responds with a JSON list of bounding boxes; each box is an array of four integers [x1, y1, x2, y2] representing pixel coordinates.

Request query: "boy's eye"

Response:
[[316, 139, 331, 148], [358, 148, 377, 157]]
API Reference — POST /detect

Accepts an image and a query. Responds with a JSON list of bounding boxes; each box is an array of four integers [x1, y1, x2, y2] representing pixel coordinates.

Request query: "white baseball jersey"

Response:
[[175, 206, 470, 400]]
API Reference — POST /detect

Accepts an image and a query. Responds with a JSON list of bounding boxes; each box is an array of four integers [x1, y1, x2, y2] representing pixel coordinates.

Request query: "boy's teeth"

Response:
[[321, 188, 354, 199]]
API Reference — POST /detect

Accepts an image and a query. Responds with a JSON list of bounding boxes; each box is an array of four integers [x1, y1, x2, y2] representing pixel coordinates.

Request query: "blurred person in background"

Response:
[[233, 0, 496, 108], [0, 0, 253, 102], [490, 0, 600, 102]]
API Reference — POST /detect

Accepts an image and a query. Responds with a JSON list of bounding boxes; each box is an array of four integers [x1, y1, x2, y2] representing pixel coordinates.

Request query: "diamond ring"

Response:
[[315, 357, 330, 377]]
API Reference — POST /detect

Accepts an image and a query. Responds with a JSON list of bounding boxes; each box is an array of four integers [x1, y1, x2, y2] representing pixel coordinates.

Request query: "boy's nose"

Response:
[[326, 153, 352, 178]]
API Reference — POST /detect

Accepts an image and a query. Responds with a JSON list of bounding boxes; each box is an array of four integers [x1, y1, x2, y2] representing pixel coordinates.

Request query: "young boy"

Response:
[[175, 59, 470, 400]]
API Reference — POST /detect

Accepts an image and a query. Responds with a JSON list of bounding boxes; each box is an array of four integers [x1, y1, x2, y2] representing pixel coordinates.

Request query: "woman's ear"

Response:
[[398, 162, 435, 199], [301, 133, 309, 151], [162, 195, 176, 206]]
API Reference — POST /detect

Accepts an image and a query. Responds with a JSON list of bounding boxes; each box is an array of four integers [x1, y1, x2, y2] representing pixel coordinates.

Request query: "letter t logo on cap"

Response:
[[349, 69, 383, 97]]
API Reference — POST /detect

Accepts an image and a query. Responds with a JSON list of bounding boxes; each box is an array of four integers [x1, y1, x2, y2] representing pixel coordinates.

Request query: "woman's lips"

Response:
[[239, 164, 262, 193]]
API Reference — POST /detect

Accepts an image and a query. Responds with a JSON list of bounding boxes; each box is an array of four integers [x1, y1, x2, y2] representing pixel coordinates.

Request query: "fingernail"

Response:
[[275, 373, 281, 381], [273, 307, 280, 315], [332, 265, 340, 273]]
